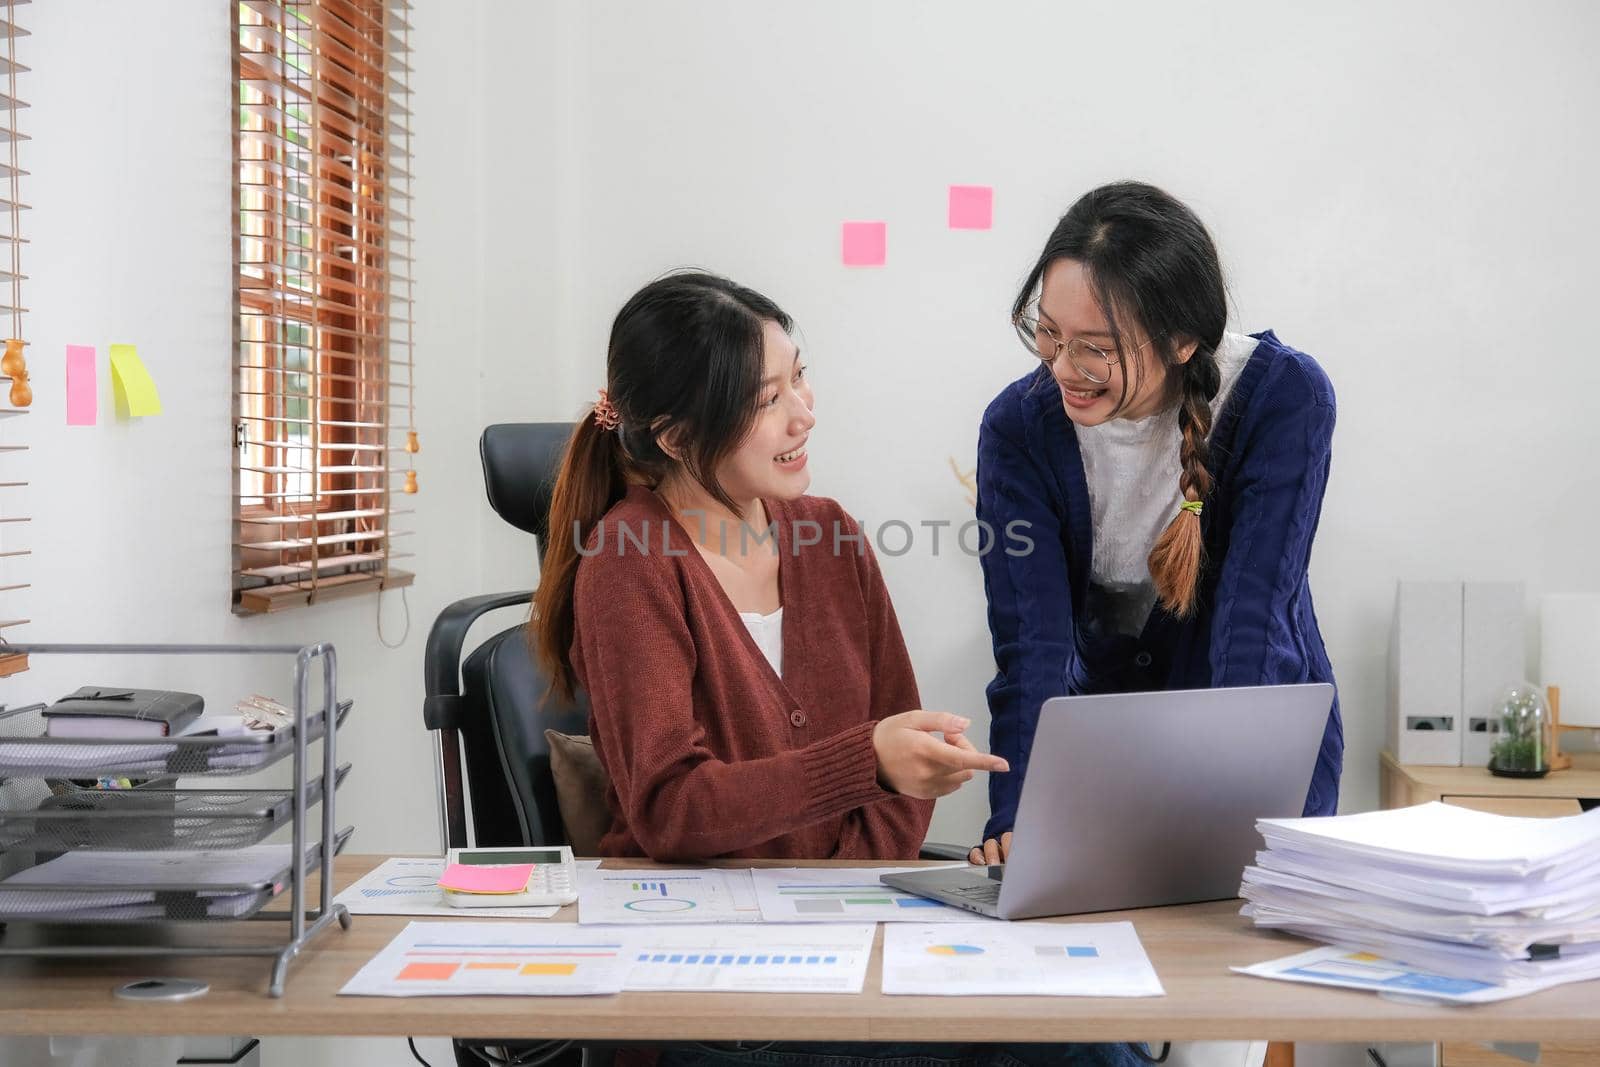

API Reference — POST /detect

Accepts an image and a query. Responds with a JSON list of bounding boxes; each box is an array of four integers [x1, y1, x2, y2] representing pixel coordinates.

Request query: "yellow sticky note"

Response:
[[109, 343, 161, 417]]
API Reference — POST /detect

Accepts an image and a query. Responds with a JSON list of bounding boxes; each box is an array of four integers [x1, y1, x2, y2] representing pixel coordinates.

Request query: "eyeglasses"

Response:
[[1011, 301, 1160, 386]]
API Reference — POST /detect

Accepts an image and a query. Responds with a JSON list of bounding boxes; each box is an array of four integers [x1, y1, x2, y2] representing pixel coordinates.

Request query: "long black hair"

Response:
[[1013, 181, 1228, 616], [532, 271, 792, 700]]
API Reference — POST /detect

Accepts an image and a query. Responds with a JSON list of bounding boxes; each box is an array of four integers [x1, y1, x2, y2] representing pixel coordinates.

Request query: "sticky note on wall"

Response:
[[65, 345, 97, 425], [109, 344, 161, 417], [948, 185, 993, 230], [841, 221, 887, 267]]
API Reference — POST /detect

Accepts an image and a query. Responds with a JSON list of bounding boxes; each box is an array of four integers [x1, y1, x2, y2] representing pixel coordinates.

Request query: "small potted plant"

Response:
[[1488, 682, 1552, 778]]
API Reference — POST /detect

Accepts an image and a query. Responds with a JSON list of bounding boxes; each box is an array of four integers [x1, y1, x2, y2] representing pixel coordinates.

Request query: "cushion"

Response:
[[544, 730, 612, 857]]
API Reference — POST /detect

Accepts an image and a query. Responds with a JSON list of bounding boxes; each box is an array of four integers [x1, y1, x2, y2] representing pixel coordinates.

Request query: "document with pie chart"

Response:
[[576, 868, 761, 925], [881, 921, 1165, 996]]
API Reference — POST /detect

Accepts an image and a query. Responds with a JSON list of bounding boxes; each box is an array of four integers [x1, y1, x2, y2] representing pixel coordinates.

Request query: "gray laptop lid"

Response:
[[995, 683, 1333, 920]]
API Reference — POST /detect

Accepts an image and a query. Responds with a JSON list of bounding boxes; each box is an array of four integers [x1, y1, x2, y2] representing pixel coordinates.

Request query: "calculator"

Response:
[[442, 845, 579, 908]]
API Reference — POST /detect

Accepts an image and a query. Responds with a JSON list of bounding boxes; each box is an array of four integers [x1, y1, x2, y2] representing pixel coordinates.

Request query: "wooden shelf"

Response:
[[235, 568, 413, 615]]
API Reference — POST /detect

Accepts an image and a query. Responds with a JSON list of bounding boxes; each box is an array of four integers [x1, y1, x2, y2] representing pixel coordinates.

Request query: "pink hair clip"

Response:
[[593, 388, 622, 431]]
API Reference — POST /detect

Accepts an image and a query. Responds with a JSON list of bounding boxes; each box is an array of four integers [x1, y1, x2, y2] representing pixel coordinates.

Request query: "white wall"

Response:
[[473, 0, 1600, 845], [8, 2, 1600, 1065]]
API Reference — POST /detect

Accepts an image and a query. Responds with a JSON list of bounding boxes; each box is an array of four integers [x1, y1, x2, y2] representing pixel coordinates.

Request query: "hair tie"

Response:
[[592, 388, 622, 431], [1179, 499, 1203, 516]]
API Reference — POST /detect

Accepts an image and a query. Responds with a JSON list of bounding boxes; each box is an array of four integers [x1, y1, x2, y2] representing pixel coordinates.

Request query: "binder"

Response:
[[1388, 581, 1462, 765]]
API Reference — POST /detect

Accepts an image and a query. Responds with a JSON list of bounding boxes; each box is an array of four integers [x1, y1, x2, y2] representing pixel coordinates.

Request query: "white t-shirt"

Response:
[[1074, 331, 1258, 636], [739, 606, 784, 677]]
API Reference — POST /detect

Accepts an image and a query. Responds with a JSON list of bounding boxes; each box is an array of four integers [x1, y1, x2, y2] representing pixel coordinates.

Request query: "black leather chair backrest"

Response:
[[424, 422, 588, 849], [461, 629, 589, 847], [481, 422, 576, 542]]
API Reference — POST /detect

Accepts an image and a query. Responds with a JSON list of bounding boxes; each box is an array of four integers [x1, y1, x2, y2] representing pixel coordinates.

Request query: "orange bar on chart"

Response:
[[520, 963, 579, 977], [397, 961, 461, 981], [465, 962, 521, 971]]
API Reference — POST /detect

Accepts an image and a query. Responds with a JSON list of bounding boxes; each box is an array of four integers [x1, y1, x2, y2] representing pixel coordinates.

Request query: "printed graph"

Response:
[[1284, 954, 1492, 996], [926, 943, 985, 956], [634, 952, 841, 965], [580, 870, 760, 923], [777, 883, 946, 914], [360, 872, 439, 899], [750, 868, 977, 923], [622, 880, 697, 913], [397, 939, 623, 985], [883, 922, 1164, 997], [624, 924, 877, 993]]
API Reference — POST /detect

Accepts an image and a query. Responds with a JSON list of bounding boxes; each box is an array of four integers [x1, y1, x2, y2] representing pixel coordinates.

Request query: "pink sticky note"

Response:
[[437, 863, 534, 894], [65, 345, 97, 426], [841, 221, 887, 267], [948, 185, 993, 230]]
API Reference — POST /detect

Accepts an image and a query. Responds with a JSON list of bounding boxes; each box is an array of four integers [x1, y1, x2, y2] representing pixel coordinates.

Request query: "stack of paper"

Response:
[[1239, 802, 1600, 996]]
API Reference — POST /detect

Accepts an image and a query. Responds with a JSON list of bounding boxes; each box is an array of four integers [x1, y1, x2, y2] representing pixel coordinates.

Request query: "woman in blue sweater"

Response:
[[971, 181, 1343, 865]]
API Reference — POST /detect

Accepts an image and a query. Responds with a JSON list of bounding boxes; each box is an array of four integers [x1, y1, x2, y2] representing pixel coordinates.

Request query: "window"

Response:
[[0, 0, 29, 675], [233, 0, 415, 614]]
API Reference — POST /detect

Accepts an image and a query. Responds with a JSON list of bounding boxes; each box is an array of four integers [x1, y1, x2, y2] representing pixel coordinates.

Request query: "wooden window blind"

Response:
[[232, 0, 416, 615], [0, 0, 29, 677]]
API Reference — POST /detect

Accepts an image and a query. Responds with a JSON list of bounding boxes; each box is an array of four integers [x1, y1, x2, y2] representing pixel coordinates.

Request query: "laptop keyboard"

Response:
[[952, 881, 1003, 904]]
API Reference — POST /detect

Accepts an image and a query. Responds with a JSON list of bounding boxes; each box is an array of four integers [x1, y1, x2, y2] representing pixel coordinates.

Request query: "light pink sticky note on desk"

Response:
[[948, 185, 993, 230], [65, 345, 97, 426], [841, 221, 887, 266], [437, 863, 534, 894]]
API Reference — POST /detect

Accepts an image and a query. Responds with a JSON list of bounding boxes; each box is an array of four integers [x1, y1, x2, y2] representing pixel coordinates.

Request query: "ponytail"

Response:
[[531, 411, 627, 701], [1148, 353, 1220, 617]]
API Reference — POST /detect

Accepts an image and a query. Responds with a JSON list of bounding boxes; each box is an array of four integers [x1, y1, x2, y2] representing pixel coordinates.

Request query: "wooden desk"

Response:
[[1380, 751, 1600, 1067], [0, 856, 1597, 1044], [1380, 749, 1600, 817]]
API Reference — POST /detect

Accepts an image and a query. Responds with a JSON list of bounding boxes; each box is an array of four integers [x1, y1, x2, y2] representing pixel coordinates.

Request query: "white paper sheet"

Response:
[[881, 921, 1164, 997], [1255, 847, 1600, 914], [1239, 907, 1600, 983], [1233, 945, 1583, 1003], [1257, 803, 1600, 879], [623, 923, 876, 993], [577, 867, 760, 924], [332, 857, 560, 919], [1240, 870, 1600, 953], [750, 866, 981, 924], [339, 921, 634, 997], [5, 842, 294, 889]]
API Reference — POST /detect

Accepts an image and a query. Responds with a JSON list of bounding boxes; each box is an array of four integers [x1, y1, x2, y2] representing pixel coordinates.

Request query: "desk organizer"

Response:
[[0, 642, 353, 995]]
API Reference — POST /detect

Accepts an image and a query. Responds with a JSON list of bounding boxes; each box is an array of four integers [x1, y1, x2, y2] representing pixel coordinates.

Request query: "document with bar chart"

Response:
[[625, 923, 876, 993], [881, 921, 1165, 997], [750, 866, 983, 923], [577, 868, 761, 925], [339, 922, 636, 997]]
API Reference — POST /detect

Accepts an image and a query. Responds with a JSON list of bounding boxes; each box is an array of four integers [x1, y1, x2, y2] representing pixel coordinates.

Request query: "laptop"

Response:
[[881, 683, 1334, 920]]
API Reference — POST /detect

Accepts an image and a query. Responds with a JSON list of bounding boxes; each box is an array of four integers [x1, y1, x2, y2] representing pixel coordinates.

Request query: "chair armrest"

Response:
[[425, 591, 533, 702], [918, 841, 971, 862]]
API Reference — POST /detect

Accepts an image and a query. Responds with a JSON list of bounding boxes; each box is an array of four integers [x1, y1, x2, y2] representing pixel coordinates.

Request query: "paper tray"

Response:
[[0, 764, 351, 852], [0, 826, 353, 923], [0, 700, 352, 778]]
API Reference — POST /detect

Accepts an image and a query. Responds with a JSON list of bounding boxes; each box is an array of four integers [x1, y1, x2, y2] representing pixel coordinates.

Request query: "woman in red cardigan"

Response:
[[530, 272, 1149, 1067], [533, 271, 1004, 861]]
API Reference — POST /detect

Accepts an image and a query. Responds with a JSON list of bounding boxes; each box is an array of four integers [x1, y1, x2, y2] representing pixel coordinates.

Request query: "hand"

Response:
[[872, 711, 1009, 800], [967, 831, 1013, 866]]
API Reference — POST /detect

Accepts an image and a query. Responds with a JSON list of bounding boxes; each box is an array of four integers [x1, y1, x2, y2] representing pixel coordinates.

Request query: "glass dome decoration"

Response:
[[1488, 682, 1552, 778]]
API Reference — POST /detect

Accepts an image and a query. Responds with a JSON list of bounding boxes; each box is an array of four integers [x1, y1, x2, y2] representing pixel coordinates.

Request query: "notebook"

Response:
[[42, 687, 205, 739]]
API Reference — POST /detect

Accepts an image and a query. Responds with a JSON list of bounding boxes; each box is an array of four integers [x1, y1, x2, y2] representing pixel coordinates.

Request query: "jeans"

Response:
[[659, 1041, 1151, 1067]]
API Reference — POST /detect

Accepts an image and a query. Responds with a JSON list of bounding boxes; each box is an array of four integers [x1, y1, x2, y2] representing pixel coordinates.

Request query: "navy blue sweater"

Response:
[[976, 330, 1343, 841]]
